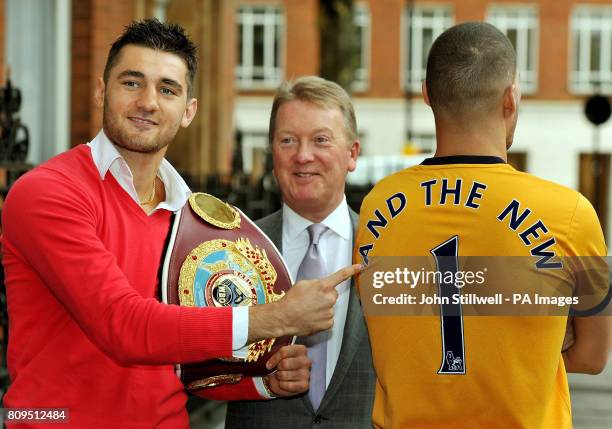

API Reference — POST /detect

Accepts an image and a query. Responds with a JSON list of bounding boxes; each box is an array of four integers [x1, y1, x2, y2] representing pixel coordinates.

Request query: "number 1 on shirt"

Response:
[[431, 236, 466, 375]]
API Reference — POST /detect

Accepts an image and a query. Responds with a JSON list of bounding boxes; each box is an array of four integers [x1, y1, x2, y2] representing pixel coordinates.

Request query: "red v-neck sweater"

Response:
[[1, 145, 260, 428]]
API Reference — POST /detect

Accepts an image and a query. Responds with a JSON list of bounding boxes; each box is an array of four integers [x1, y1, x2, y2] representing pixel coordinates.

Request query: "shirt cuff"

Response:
[[232, 306, 249, 358], [253, 377, 275, 399]]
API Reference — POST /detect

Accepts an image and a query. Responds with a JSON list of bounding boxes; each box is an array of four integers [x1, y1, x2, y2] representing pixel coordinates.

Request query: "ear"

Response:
[[94, 77, 105, 109], [181, 98, 198, 128], [502, 84, 519, 119], [347, 140, 361, 172], [422, 81, 432, 107]]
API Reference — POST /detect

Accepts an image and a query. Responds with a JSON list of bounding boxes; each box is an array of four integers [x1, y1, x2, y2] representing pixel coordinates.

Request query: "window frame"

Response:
[[486, 4, 539, 94], [402, 5, 454, 93], [235, 5, 285, 90], [353, 3, 371, 92], [570, 6, 612, 94]]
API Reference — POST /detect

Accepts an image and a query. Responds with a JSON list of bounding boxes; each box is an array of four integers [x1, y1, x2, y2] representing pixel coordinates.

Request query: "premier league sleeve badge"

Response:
[[161, 193, 295, 391]]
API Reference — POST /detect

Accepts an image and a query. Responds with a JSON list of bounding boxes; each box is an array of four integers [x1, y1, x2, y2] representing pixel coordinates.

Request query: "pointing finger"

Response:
[[322, 264, 363, 289]]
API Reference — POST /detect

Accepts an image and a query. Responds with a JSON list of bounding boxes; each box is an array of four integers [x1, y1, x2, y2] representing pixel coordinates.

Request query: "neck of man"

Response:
[[286, 196, 343, 224], [114, 145, 167, 205], [432, 114, 509, 161]]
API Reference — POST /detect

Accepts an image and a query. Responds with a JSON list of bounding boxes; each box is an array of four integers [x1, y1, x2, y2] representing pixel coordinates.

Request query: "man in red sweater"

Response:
[[1, 19, 359, 428]]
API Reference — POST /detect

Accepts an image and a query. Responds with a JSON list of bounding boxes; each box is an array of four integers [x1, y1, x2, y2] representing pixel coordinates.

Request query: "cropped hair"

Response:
[[269, 76, 358, 144], [103, 18, 197, 96], [425, 22, 517, 114]]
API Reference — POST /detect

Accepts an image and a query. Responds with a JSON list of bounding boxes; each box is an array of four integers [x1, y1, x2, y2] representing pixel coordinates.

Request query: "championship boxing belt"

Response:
[[161, 192, 294, 391]]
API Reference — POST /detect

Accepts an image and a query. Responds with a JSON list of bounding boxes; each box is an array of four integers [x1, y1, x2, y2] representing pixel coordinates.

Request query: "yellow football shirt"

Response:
[[355, 156, 607, 429]]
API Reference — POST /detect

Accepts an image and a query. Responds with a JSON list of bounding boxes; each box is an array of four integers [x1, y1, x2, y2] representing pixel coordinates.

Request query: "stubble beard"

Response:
[[102, 100, 180, 155]]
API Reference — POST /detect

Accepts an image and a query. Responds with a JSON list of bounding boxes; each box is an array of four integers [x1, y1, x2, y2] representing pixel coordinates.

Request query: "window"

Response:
[[570, 7, 612, 94], [404, 6, 453, 92], [353, 4, 370, 91], [236, 6, 283, 89], [487, 5, 538, 94]]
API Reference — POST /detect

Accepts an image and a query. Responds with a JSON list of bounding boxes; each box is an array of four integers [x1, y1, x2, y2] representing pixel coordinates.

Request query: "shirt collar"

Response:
[[421, 155, 506, 165], [88, 129, 122, 179], [87, 129, 191, 212], [283, 197, 352, 242], [156, 157, 191, 211]]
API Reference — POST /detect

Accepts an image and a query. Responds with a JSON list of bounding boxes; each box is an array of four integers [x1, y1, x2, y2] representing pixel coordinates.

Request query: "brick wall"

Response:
[[368, 0, 612, 100], [234, 0, 610, 101], [285, 0, 319, 79], [64, 0, 610, 110], [71, 0, 93, 148], [368, 0, 402, 98], [71, 0, 136, 147], [540, 0, 572, 100]]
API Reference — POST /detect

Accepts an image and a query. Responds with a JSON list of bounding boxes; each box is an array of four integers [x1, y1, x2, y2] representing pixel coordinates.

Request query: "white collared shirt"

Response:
[[87, 130, 191, 212], [87, 130, 248, 352], [282, 198, 353, 388]]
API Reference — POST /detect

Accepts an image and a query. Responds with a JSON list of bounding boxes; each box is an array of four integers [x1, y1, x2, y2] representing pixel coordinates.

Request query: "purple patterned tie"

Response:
[[297, 223, 329, 410]]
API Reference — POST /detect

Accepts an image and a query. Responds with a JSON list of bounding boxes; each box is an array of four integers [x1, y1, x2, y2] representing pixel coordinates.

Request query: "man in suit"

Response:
[[226, 76, 375, 428]]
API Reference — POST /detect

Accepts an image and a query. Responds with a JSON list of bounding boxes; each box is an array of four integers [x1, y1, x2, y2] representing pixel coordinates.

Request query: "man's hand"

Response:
[[264, 344, 311, 397], [248, 264, 362, 342], [563, 316, 611, 374]]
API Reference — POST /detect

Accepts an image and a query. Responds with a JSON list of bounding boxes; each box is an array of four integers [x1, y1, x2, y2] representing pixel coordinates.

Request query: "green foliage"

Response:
[[319, 0, 359, 92]]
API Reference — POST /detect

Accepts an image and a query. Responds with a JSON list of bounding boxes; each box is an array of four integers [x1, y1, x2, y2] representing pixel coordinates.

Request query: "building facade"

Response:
[[231, 0, 612, 235], [1, 0, 612, 233]]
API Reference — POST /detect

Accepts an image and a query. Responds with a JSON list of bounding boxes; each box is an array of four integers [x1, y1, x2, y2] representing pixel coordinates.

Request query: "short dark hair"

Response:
[[103, 18, 197, 96], [425, 22, 516, 115]]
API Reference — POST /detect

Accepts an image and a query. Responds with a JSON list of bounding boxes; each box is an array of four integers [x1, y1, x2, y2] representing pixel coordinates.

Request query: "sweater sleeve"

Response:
[[2, 169, 233, 366]]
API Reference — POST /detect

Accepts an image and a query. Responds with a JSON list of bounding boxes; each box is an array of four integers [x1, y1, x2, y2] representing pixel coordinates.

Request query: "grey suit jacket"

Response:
[[225, 208, 375, 429]]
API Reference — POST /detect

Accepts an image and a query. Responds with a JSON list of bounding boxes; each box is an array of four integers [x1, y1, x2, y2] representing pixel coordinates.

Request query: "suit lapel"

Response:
[[257, 208, 366, 414], [260, 211, 283, 253], [319, 209, 366, 411]]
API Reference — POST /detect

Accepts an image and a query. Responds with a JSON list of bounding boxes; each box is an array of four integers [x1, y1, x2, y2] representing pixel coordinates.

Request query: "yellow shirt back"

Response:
[[355, 157, 607, 429]]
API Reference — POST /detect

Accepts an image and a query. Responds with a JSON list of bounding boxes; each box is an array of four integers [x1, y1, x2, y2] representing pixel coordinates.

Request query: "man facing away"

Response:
[[1, 20, 360, 428], [226, 76, 375, 428], [355, 22, 611, 429]]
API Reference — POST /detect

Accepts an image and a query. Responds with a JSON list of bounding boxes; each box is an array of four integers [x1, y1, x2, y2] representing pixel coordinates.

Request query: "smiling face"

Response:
[[272, 100, 360, 222], [95, 44, 197, 154]]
